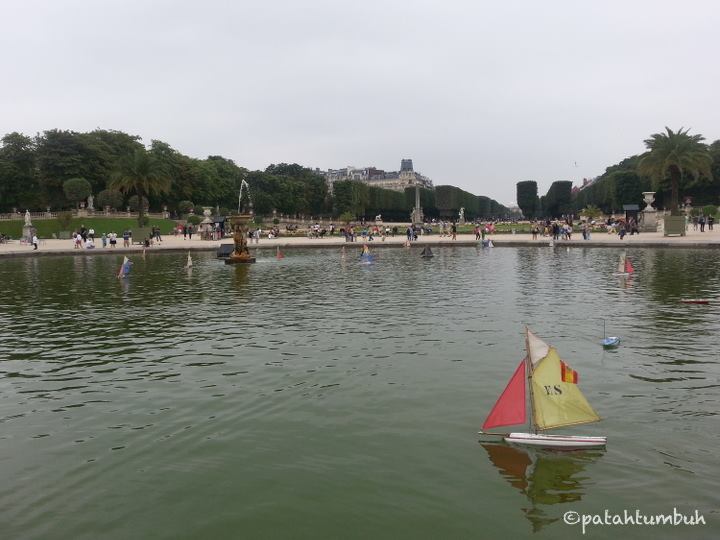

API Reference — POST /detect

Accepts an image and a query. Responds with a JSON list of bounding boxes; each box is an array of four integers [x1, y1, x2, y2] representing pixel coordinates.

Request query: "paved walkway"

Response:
[[1, 229, 719, 257]]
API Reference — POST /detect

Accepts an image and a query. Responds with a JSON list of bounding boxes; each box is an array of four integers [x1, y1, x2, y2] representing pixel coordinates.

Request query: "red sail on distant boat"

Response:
[[482, 359, 526, 431], [625, 258, 634, 274]]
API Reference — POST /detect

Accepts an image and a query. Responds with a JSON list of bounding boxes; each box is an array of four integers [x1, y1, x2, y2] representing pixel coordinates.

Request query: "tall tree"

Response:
[[637, 127, 713, 214], [516, 181, 538, 219], [63, 177, 92, 207], [110, 148, 171, 226], [0, 133, 39, 211]]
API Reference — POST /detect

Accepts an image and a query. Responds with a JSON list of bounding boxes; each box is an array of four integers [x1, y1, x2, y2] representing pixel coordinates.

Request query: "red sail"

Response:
[[482, 359, 527, 431], [625, 258, 634, 274]]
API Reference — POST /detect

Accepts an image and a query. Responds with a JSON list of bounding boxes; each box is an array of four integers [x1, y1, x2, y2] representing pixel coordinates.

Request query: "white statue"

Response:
[[24, 210, 32, 226], [458, 207, 465, 221], [87, 194, 94, 210]]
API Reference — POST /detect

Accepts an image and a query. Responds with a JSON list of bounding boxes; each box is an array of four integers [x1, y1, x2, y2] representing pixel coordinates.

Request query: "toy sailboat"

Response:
[[276, 246, 284, 259], [613, 252, 634, 276], [186, 252, 193, 268], [117, 256, 132, 279], [420, 246, 434, 258], [479, 328, 606, 449], [601, 319, 620, 348]]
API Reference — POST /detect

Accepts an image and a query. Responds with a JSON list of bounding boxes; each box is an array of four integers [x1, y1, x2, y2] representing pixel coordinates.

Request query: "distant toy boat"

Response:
[[479, 328, 606, 449], [186, 252, 193, 268], [276, 246, 284, 259], [360, 245, 374, 263], [680, 298, 710, 304], [613, 252, 634, 276], [420, 246, 434, 258], [601, 337, 621, 347], [601, 320, 620, 348], [117, 256, 132, 279]]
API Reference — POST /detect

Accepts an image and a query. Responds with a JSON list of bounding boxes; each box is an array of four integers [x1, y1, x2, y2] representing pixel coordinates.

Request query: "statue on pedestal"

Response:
[[24, 210, 32, 226], [87, 194, 94, 210]]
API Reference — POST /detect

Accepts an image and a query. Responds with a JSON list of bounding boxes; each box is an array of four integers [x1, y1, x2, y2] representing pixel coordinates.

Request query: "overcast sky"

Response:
[[2, 0, 718, 205]]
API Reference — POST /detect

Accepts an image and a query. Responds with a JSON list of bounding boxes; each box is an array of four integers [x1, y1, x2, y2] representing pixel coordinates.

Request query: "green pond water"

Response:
[[0, 247, 718, 539]]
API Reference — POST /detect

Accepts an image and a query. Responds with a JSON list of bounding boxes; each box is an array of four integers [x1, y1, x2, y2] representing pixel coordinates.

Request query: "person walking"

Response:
[[451, 222, 457, 240], [699, 215, 706, 232], [32, 234, 38, 250], [188, 224, 193, 240], [708, 215, 715, 231], [183, 224, 188, 240]]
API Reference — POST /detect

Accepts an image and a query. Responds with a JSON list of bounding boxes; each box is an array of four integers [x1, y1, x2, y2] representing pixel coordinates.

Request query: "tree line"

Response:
[[0, 128, 508, 222], [517, 128, 719, 219]]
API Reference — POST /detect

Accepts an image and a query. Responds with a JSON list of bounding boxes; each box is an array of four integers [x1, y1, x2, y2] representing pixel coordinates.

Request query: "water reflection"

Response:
[[481, 443, 602, 532]]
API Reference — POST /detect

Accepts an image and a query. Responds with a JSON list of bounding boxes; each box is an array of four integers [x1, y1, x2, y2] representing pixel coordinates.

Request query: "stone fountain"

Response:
[[225, 179, 256, 264]]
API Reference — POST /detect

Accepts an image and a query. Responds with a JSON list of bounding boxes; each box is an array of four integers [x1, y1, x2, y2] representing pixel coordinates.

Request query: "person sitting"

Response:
[[85, 237, 95, 249]]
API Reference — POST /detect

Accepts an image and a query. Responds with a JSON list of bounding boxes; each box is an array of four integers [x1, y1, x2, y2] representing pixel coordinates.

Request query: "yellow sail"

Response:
[[530, 347, 600, 430]]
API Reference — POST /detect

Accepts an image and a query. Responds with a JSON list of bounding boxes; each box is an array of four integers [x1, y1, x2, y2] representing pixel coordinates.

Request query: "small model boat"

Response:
[[612, 252, 634, 276], [420, 246, 434, 258], [479, 328, 606, 449], [601, 320, 620, 348], [680, 299, 710, 304]]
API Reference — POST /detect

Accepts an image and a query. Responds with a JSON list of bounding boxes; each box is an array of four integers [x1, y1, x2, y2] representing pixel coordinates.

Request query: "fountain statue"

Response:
[[23, 210, 34, 242], [225, 179, 256, 264], [458, 207, 466, 225]]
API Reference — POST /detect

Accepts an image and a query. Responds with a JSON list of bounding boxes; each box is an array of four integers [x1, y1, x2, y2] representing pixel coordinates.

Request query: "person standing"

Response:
[[102, 232, 107, 248], [183, 224, 188, 239], [451, 222, 457, 240], [32, 234, 38, 250], [188, 224, 193, 240], [699, 215, 706, 232], [122, 229, 130, 247], [708, 215, 714, 231]]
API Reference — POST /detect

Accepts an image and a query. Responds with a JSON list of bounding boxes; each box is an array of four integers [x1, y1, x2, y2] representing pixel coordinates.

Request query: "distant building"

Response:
[[318, 159, 434, 192]]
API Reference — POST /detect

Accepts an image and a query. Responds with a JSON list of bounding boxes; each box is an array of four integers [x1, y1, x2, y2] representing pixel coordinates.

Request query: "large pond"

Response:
[[0, 247, 718, 539]]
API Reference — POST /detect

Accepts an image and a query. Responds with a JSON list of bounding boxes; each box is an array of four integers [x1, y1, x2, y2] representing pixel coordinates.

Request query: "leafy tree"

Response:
[[177, 200, 194, 214], [543, 181, 573, 217], [702, 205, 717, 217], [96, 189, 124, 210], [580, 205, 602, 219], [110, 148, 171, 226], [339, 211, 354, 224], [128, 195, 149, 211], [611, 171, 643, 207], [516, 181, 538, 219], [56, 211, 73, 231], [63, 177, 92, 207], [0, 133, 39, 211], [638, 127, 713, 214]]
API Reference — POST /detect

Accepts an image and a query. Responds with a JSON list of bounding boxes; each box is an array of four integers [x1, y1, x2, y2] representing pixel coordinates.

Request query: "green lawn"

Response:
[[0, 217, 178, 239]]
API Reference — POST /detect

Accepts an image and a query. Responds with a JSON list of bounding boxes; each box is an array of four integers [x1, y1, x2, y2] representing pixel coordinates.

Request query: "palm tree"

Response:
[[637, 127, 712, 214], [110, 148, 171, 226]]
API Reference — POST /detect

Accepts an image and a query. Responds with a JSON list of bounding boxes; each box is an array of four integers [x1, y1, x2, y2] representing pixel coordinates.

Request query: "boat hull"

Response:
[[602, 337, 620, 347], [680, 299, 710, 304], [505, 432, 607, 449]]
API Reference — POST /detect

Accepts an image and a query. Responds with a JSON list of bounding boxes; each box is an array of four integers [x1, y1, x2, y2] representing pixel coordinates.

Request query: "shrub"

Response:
[[187, 215, 202, 225], [96, 189, 124, 210], [177, 200, 194, 214], [63, 178, 92, 207], [57, 211, 73, 231], [702, 205, 717, 217], [128, 195, 149, 212]]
